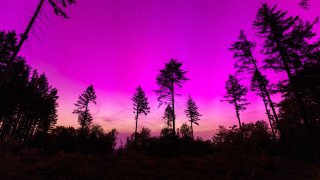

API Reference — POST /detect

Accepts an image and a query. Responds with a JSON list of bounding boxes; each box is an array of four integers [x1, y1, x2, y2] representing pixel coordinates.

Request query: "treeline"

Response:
[[0, 31, 58, 143], [0, 2, 320, 164]]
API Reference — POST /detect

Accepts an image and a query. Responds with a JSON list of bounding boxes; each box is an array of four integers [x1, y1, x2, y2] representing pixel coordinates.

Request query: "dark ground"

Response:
[[0, 152, 319, 180]]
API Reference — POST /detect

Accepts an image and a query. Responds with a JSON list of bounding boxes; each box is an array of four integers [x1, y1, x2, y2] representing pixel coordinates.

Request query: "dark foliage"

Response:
[[213, 121, 276, 155], [299, 0, 310, 9], [29, 125, 118, 154], [48, 0, 76, 18], [0, 31, 58, 143], [254, 3, 320, 161]]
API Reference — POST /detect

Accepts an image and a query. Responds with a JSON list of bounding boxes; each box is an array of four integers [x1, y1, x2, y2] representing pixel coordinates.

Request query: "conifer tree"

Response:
[[163, 105, 174, 128], [155, 59, 188, 135], [223, 75, 249, 133], [229, 30, 280, 140], [132, 86, 150, 139], [185, 95, 201, 139], [73, 85, 96, 130]]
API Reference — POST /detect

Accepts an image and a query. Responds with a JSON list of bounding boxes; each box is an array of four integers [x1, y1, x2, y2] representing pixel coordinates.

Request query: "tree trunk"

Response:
[[261, 91, 277, 141], [0, 0, 45, 89], [191, 122, 194, 140], [171, 71, 176, 136], [250, 54, 282, 140], [11, 0, 45, 62], [234, 103, 242, 135], [135, 111, 139, 141]]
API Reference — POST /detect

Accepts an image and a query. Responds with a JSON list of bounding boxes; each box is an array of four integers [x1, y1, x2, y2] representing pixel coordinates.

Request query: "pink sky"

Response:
[[1, 0, 320, 140]]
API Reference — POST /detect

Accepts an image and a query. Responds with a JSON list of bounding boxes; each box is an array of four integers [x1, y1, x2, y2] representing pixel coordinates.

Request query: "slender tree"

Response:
[[223, 75, 249, 133], [229, 30, 280, 141], [155, 59, 188, 135], [163, 105, 174, 128], [73, 85, 96, 130], [251, 70, 277, 140], [132, 86, 150, 139], [185, 95, 201, 139]]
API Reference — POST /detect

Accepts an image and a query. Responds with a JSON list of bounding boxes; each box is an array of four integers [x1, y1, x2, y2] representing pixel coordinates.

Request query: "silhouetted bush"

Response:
[[28, 125, 118, 154]]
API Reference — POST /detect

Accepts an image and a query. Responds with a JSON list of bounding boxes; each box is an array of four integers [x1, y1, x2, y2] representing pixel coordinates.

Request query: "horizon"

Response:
[[2, 0, 320, 140]]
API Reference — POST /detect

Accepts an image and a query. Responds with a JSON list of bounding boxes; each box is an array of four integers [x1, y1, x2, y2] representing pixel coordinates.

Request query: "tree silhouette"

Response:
[[223, 75, 249, 133], [251, 70, 277, 140], [132, 86, 150, 140], [0, 31, 58, 143], [185, 95, 201, 139], [73, 85, 96, 130], [254, 3, 320, 160], [163, 105, 174, 128], [179, 123, 192, 139], [10, 0, 76, 62], [155, 59, 188, 135], [299, 0, 310, 9], [229, 30, 280, 141]]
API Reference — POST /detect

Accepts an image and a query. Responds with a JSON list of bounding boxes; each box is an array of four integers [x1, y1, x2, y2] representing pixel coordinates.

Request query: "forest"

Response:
[[1, 0, 320, 179]]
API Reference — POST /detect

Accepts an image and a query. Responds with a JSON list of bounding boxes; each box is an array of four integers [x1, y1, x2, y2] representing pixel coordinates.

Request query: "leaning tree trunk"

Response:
[[234, 103, 242, 135], [0, 0, 45, 89], [250, 54, 282, 140], [261, 91, 277, 141], [11, 0, 45, 62]]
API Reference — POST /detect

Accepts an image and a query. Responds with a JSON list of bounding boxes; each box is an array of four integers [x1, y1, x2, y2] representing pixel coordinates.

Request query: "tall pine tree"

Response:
[[73, 85, 96, 130], [155, 59, 188, 135], [223, 75, 249, 134], [185, 95, 201, 139], [132, 86, 150, 139]]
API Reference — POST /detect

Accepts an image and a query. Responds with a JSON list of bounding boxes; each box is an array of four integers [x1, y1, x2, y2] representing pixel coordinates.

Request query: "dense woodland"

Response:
[[1, 0, 320, 179]]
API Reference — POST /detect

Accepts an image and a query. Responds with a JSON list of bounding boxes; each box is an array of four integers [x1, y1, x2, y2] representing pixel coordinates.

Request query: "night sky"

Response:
[[1, 0, 319, 139]]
